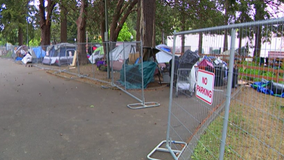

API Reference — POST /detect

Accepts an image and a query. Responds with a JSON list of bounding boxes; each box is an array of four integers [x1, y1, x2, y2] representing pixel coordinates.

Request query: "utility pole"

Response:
[[26, 4, 29, 47], [105, 0, 110, 78]]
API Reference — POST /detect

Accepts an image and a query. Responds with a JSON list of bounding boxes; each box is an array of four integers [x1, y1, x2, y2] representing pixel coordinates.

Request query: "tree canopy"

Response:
[[0, 0, 283, 60]]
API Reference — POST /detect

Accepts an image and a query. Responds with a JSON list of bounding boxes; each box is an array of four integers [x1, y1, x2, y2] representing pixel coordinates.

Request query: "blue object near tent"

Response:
[[15, 57, 23, 61], [32, 46, 46, 58], [119, 61, 157, 89], [251, 80, 284, 98]]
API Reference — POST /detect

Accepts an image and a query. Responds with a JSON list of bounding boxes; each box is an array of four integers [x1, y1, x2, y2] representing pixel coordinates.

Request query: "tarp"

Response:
[[251, 79, 284, 98], [179, 50, 199, 69], [119, 61, 157, 89], [156, 44, 171, 52]]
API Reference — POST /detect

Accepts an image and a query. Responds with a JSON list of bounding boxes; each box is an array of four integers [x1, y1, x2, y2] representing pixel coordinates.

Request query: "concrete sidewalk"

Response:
[[0, 58, 171, 160]]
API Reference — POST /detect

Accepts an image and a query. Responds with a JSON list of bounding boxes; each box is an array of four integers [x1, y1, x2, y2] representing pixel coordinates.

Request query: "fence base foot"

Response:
[[127, 102, 160, 109], [147, 140, 187, 160]]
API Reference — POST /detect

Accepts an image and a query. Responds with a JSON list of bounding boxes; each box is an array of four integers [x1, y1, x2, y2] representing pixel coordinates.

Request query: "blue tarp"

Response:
[[15, 57, 23, 61], [32, 46, 46, 58], [251, 80, 284, 98]]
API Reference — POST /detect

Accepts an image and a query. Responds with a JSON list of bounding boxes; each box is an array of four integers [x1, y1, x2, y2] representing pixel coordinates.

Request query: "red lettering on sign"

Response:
[[202, 77, 208, 85], [196, 84, 212, 98]]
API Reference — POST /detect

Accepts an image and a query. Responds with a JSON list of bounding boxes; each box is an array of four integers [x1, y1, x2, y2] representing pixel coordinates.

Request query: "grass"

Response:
[[192, 87, 284, 160]]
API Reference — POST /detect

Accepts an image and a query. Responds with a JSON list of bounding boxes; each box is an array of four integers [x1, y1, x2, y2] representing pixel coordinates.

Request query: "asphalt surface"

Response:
[[0, 58, 171, 160]]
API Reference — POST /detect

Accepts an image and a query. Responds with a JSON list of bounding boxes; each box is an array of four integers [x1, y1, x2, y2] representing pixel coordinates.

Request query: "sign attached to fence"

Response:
[[196, 69, 215, 105]]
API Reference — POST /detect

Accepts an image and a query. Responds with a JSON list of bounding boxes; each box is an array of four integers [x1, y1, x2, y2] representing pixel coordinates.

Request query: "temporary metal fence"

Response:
[[148, 18, 284, 160], [0, 45, 17, 59], [30, 41, 160, 109], [108, 41, 160, 109]]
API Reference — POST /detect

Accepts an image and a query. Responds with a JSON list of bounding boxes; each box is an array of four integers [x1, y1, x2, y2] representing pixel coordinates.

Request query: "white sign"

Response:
[[196, 69, 215, 105]]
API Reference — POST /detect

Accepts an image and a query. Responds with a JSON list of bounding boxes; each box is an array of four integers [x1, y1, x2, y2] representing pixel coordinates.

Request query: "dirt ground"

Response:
[[4, 59, 275, 160], [0, 58, 173, 160], [37, 63, 169, 91]]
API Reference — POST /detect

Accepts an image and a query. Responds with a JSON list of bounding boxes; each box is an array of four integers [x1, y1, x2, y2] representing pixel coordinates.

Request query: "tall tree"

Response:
[[235, 0, 253, 56], [155, 1, 175, 45], [76, 0, 89, 65], [0, 0, 29, 45], [108, 0, 137, 44], [192, 0, 223, 54], [252, 0, 284, 59], [173, 0, 195, 53], [39, 0, 56, 46], [139, 0, 156, 47], [60, 0, 68, 42], [218, 0, 237, 52]]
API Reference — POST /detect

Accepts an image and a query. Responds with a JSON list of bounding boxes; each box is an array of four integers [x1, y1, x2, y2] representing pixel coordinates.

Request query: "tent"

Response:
[[89, 46, 104, 64], [32, 46, 46, 58], [197, 58, 214, 72], [28, 46, 46, 63], [110, 43, 136, 61], [155, 44, 173, 63], [42, 43, 76, 65]]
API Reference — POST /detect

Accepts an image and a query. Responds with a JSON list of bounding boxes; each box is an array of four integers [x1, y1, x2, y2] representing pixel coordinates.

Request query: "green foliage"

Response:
[[117, 23, 132, 42], [0, 0, 30, 45], [29, 38, 40, 47]]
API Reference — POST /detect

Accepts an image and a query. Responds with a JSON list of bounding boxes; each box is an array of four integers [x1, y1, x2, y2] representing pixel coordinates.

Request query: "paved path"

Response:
[[0, 58, 171, 160]]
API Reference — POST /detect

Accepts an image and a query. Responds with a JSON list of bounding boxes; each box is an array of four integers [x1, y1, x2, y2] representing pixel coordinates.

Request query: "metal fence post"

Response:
[[219, 29, 236, 160], [166, 33, 177, 146]]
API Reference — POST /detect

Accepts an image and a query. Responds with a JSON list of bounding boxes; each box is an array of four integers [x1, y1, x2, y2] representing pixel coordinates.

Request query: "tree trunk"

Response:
[[253, 2, 264, 61], [254, 26, 262, 59], [18, 27, 23, 46], [223, 0, 229, 52], [76, 0, 89, 65], [136, 1, 141, 42], [198, 32, 203, 54], [238, 28, 246, 61], [39, 0, 56, 47], [223, 30, 228, 52], [238, 28, 242, 55], [41, 24, 51, 46], [60, 4, 67, 42], [139, 0, 155, 47], [181, 16, 185, 54]]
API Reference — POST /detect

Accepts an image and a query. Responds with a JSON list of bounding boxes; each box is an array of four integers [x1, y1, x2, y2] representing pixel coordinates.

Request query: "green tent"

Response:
[[89, 46, 104, 64]]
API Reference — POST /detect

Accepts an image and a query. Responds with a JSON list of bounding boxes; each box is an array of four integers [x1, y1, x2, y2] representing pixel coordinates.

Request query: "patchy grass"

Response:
[[192, 87, 284, 160]]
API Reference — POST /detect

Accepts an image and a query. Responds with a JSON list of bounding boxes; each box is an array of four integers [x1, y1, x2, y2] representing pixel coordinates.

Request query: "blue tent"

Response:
[[32, 46, 46, 58]]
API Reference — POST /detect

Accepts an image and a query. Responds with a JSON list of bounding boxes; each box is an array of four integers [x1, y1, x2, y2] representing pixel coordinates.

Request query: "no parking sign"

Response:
[[196, 69, 215, 105]]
